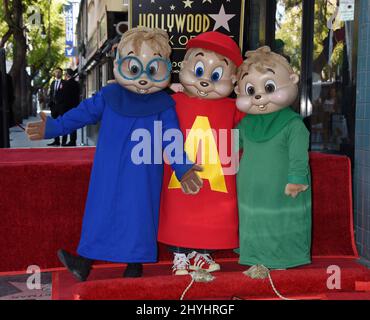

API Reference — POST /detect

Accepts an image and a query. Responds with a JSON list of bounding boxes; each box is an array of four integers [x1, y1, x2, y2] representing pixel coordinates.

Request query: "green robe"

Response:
[[236, 107, 311, 269]]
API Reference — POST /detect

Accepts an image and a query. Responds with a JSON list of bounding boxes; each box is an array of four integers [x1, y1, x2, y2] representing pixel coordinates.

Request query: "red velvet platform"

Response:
[[49, 257, 370, 300], [0, 147, 368, 300]]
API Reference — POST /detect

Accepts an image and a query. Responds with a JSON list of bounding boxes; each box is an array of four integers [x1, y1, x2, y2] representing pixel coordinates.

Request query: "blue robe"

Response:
[[45, 84, 193, 263]]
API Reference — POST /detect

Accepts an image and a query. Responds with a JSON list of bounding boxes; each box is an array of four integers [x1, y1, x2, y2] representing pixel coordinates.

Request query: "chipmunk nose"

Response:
[[200, 81, 209, 87], [139, 80, 148, 86], [255, 95, 261, 100]]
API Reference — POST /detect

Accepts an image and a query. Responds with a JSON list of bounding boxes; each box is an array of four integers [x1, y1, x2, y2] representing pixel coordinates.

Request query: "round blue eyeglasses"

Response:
[[115, 52, 172, 82]]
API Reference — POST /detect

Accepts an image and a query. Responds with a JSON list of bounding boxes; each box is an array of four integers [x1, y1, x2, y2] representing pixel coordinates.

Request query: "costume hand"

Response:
[[26, 112, 47, 141], [285, 183, 308, 198], [180, 164, 203, 195]]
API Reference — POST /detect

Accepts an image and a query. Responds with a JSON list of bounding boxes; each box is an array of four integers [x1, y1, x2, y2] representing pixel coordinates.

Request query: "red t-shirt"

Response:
[[158, 92, 245, 249]]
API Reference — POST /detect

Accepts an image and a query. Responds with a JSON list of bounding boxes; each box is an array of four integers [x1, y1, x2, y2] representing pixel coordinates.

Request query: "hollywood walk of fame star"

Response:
[[170, 4, 176, 11], [209, 4, 235, 32], [183, 0, 194, 9], [203, 0, 212, 3]]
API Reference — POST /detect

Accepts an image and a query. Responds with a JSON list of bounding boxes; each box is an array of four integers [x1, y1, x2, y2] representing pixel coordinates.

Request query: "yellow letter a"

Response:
[[168, 116, 227, 193]]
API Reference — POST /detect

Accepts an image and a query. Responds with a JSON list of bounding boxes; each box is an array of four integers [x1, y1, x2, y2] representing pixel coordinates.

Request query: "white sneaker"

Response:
[[172, 253, 190, 275], [187, 251, 220, 272]]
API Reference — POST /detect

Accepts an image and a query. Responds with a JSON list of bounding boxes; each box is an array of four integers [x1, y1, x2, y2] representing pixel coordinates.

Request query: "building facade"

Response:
[[76, 0, 128, 144]]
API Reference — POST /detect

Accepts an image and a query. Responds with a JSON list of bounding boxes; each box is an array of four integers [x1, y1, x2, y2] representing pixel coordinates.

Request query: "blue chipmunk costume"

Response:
[[39, 27, 202, 280]]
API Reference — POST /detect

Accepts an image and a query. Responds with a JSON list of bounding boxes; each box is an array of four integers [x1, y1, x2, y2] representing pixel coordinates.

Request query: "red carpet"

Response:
[[50, 258, 370, 300], [0, 148, 367, 299]]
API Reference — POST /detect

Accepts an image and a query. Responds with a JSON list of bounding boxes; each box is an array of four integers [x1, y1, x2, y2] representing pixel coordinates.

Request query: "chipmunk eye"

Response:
[[265, 80, 277, 93], [245, 83, 255, 96], [194, 61, 205, 78], [128, 59, 141, 75], [148, 61, 159, 75], [211, 67, 223, 82]]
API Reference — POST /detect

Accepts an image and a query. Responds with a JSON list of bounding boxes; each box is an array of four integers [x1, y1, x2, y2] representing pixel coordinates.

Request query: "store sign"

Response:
[[64, 4, 75, 56], [129, 0, 245, 81], [65, 47, 77, 57]]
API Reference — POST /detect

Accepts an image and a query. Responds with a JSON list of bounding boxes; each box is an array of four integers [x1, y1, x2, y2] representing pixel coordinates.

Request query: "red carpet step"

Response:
[[51, 258, 370, 300]]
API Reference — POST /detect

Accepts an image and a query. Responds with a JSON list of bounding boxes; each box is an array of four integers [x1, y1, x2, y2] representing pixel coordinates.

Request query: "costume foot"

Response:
[[123, 263, 143, 278], [57, 249, 92, 282], [172, 253, 190, 275], [188, 251, 220, 272], [243, 265, 269, 279]]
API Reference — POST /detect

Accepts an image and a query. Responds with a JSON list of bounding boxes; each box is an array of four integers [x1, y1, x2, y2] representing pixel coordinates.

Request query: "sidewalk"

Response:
[[9, 111, 87, 148]]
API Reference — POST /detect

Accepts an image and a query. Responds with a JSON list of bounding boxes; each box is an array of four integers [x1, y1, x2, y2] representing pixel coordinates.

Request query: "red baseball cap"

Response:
[[186, 31, 243, 67]]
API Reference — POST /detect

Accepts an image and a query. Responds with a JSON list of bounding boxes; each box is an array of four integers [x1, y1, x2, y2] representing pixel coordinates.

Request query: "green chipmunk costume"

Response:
[[235, 46, 311, 271], [236, 108, 311, 269]]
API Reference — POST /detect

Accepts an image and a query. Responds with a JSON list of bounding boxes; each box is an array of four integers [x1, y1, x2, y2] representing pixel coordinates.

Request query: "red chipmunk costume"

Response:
[[158, 32, 244, 260]]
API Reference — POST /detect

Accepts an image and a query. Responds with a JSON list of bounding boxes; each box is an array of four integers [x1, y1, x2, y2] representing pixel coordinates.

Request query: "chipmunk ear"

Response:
[[290, 73, 299, 84]]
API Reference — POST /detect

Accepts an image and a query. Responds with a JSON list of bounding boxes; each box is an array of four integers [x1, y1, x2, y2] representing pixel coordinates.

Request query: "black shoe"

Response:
[[47, 141, 60, 146], [57, 249, 93, 282], [123, 263, 143, 278]]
